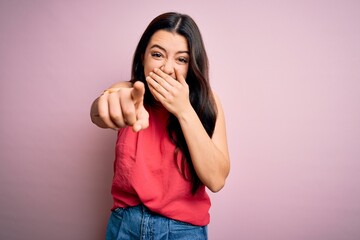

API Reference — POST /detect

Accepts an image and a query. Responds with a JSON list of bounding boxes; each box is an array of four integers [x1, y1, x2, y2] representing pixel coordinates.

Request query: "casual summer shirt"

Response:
[[111, 105, 211, 226]]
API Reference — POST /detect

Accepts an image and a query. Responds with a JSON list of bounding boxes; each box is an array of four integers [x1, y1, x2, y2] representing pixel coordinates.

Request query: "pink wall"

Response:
[[1, 1, 359, 239]]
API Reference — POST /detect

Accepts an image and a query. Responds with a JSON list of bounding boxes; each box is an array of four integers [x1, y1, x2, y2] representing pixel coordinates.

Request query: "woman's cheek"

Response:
[[143, 66, 151, 79]]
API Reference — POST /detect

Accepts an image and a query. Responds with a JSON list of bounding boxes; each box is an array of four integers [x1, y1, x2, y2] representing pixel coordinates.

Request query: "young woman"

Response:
[[91, 12, 230, 240]]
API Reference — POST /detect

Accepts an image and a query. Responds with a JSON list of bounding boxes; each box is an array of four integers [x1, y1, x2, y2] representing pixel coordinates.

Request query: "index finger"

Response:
[[174, 68, 186, 85], [153, 68, 178, 86], [131, 81, 145, 103]]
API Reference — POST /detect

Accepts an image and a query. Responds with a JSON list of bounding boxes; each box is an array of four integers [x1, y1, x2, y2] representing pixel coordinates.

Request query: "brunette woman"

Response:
[[91, 12, 230, 240]]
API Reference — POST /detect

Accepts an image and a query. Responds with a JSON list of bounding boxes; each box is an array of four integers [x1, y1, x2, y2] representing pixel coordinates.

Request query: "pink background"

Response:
[[1, 0, 359, 239]]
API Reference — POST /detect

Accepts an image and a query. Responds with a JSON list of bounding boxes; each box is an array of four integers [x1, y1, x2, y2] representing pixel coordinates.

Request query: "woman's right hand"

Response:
[[91, 81, 149, 132]]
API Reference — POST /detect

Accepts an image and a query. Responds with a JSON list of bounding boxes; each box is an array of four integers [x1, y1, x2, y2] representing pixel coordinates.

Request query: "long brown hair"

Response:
[[130, 12, 217, 193]]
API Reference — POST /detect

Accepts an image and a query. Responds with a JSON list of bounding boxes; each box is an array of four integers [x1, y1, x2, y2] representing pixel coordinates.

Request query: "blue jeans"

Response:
[[106, 205, 208, 240]]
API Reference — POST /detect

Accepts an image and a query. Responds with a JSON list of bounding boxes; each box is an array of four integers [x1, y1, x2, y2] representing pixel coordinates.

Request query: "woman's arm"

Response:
[[177, 92, 230, 192], [146, 68, 230, 192]]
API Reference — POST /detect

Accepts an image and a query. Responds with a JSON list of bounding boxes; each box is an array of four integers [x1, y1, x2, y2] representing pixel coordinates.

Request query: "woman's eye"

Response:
[[151, 52, 162, 58], [178, 57, 188, 64]]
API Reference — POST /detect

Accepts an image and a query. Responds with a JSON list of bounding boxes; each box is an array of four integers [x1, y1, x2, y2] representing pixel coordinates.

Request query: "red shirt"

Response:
[[110, 106, 211, 226]]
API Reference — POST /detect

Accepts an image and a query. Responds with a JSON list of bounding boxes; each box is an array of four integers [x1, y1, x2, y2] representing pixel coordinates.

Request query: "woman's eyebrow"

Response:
[[150, 44, 166, 52], [150, 44, 189, 54]]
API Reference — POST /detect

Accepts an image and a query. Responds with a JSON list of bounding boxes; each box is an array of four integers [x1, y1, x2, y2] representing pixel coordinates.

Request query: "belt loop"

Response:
[[141, 204, 145, 213]]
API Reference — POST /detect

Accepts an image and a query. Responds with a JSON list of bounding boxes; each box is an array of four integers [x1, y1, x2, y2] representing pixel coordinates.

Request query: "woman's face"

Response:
[[143, 30, 189, 81]]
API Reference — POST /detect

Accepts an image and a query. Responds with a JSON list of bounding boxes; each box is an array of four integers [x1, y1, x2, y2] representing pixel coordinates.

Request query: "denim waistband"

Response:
[[106, 204, 208, 239]]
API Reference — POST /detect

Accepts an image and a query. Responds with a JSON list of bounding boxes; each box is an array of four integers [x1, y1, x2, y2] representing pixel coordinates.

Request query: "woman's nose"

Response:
[[162, 60, 175, 77]]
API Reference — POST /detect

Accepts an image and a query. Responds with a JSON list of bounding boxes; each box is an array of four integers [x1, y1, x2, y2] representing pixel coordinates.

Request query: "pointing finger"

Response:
[[131, 81, 145, 103]]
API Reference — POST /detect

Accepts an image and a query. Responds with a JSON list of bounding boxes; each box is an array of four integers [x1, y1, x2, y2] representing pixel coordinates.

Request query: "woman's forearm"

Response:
[[178, 97, 230, 192]]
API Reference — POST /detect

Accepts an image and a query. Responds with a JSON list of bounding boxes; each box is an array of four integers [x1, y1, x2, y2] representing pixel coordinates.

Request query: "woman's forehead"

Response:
[[148, 30, 188, 52]]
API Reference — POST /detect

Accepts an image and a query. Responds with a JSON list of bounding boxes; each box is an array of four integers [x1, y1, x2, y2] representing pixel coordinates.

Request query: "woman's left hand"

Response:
[[146, 67, 192, 117]]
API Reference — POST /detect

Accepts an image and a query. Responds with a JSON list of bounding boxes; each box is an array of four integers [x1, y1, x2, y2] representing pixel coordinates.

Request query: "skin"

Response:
[[90, 30, 230, 192]]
